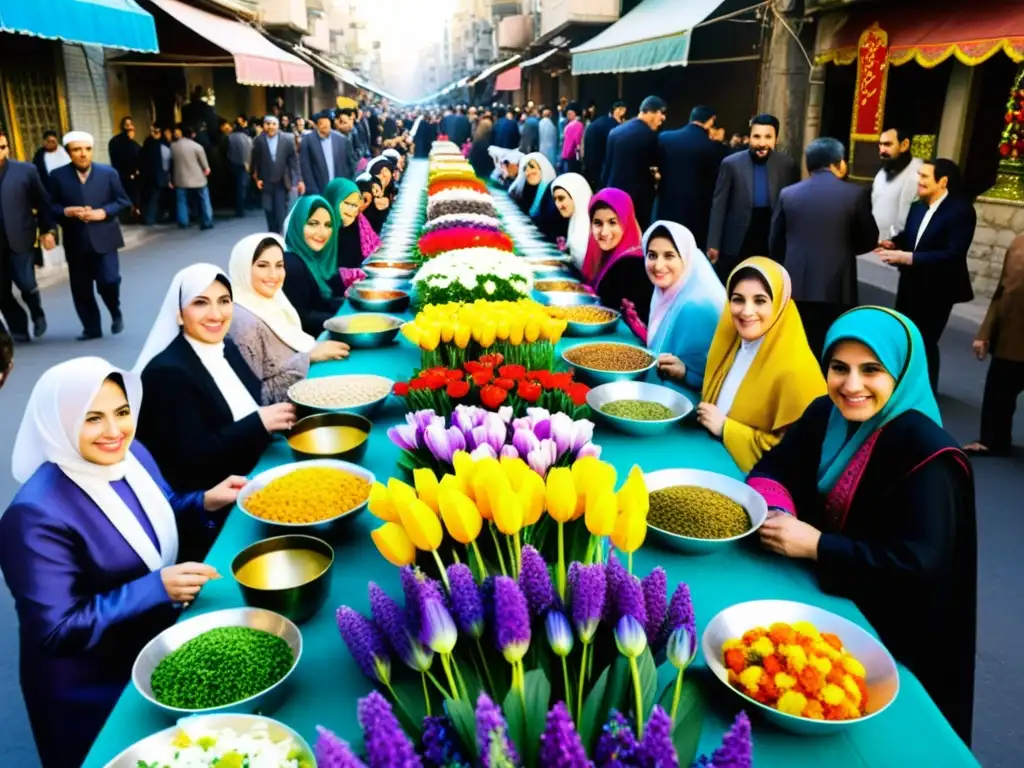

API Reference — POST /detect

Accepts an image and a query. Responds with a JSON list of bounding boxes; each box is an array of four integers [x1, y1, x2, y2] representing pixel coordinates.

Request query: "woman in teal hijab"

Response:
[[324, 178, 368, 269], [281, 195, 343, 336], [746, 306, 977, 745]]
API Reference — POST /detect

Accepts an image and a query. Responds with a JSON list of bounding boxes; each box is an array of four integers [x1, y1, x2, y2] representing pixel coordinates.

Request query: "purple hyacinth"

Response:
[[357, 691, 424, 768], [401, 566, 446, 639], [422, 716, 471, 768], [336, 606, 391, 685], [593, 710, 640, 768], [707, 711, 753, 768], [476, 693, 520, 767], [518, 545, 555, 618], [315, 725, 368, 768], [638, 706, 678, 768], [493, 576, 531, 662], [665, 582, 696, 649], [570, 563, 606, 644], [538, 701, 593, 767], [369, 582, 413, 663], [641, 568, 668, 650], [606, 554, 647, 630], [447, 563, 485, 639]]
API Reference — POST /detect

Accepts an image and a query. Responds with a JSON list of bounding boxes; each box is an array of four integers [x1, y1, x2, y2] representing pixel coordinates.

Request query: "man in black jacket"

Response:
[[31, 129, 71, 189], [582, 100, 626, 191], [108, 117, 141, 222], [602, 95, 666, 229]]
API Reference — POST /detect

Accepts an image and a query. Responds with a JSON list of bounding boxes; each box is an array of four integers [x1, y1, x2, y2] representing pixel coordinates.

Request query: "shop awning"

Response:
[[293, 45, 359, 87], [570, 0, 723, 75], [817, 0, 1024, 67], [520, 48, 564, 69], [495, 66, 521, 92], [148, 0, 313, 86], [0, 0, 158, 52], [470, 55, 521, 86]]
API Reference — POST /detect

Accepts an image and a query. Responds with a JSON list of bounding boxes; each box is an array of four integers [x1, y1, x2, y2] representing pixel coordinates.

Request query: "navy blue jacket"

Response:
[[48, 163, 130, 256], [655, 123, 726, 248], [894, 195, 976, 306], [582, 115, 618, 189], [1, 160, 56, 253], [602, 118, 659, 217], [299, 130, 355, 195]]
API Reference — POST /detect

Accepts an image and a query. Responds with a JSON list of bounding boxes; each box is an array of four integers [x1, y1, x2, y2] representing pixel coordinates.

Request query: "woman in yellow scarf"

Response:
[[696, 257, 825, 471]]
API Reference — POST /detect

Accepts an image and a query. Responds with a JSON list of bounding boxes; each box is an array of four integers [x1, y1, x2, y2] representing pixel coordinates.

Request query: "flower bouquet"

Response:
[[410, 254, 534, 310], [393, 354, 590, 418], [417, 228, 515, 259]]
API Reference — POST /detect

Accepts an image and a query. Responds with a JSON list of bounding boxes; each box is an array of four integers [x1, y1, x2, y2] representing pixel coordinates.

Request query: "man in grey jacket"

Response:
[[170, 124, 212, 230], [226, 120, 253, 218]]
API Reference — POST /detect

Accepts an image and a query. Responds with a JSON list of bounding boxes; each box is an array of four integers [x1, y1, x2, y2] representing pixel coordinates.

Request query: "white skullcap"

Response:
[[263, 115, 279, 124], [62, 131, 94, 148]]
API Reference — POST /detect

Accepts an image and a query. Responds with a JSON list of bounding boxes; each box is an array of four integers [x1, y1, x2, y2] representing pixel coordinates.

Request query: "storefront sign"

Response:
[[849, 23, 889, 178]]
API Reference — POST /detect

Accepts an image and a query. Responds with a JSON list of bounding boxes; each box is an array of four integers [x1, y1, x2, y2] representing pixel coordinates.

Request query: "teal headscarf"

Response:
[[817, 306, 941, 493], [284, 195, 338, 301], [324, 177, 361, 218]]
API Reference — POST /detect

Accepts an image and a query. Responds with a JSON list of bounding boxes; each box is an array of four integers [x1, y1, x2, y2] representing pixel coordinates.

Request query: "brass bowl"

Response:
[[286, 412, 372, 461], [323, 313, 404, 349], [231, 535, 334, 624]]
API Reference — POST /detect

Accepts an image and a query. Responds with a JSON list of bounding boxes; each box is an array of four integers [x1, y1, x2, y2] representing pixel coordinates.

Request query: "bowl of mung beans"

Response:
[[643, 468, 768, 555], [237, 459, 375, 532], [324, 313, 404, 348], [348, 286, 411, 313], [587, 381, 693, 436], [287, 373, 394, 417], [561, 341, 657, 385], [546, 306, 621, 337]]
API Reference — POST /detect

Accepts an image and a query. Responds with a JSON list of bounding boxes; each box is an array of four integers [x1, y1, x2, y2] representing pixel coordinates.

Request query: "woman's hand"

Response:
[[259, 402, 297, 433], [695, 402, 726, 437], [310, 340, 350, 363], [161, 562, 220, 605], [972, 339, 989, 361], [759, 514, 821, 560], [656, 354, 686, 383], [203, 475, 247, 511]]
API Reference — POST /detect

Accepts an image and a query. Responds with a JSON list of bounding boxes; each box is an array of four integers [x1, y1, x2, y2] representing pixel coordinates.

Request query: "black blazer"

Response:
[[602, 119, 659, 214], [655, 123, 726, 249], [252, 132, 300, 189], [894, 195, 976, 307], [1, 160, 55, 253], [48, 163, 130, 256], [299, 131, 354, 195], [582, 115, 618, 189], [137, 333, 271, 492], [282, 251, 344, 337]]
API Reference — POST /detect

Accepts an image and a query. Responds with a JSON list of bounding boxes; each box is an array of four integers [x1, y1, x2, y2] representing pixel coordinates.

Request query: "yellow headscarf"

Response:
[[702, 257, 826, 472]]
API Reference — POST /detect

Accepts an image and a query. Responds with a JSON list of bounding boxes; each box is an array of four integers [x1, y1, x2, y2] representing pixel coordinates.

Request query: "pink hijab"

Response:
[[581, 188, 643, 286]]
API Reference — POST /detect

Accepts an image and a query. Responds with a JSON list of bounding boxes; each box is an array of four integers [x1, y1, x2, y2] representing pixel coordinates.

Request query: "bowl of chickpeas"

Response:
[[287, 374, 394, 418]]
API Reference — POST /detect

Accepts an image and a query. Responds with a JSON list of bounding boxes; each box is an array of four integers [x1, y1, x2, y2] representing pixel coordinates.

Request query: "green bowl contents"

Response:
[[151, 626, 294, 709], [601, 399, 676, 421], [649, 485, 750, 539]]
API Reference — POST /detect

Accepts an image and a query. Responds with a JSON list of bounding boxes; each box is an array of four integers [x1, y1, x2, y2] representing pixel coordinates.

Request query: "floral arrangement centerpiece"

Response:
[[429, 179, 489, 197], [427, 189, 498, 221], [393, 353, 590, 418], [417, 228, 515, 260], [410, 255, 533, 309]]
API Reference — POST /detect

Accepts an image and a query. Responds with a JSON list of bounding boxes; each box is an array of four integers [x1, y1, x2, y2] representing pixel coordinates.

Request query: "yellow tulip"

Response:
[[547, 318, 567, 345], [440, 321, 455, 343], [496, 318, 510, 340], [617, 465, 649, 517], [500, 456, 529, 491], [398, 498, 444, 551], [419, 322, 442, 352], [545, 467, 577, 523], [471, 322, 483, 343], [452, 450, 477, 499], [371, 522, 417, 566], [387, 478, 418, 517], [471, 458, 503, 518], [401, 322, 422, 346], [509, 317, 525, 345], [611, 508, 647, 553], [368, 481, 398, 522], [585, 488, 618, 537], [524, 317, 541, 343], [439, 487, 483, 544], [438, 472, 461, 501], [453, 323, 472, 349], [413, 468, 440, 513], [491, 483, 524, 535], [571, 456, 609, 518], [479, 321, 497, 348], [517, 469, 546, 526]]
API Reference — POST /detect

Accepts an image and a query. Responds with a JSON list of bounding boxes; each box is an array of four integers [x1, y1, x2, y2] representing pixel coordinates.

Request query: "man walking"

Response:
[[872, 125, 923, 240], [31, 129, 71, 188], [582, 100, 626, 190], [519, 106, 540, 155], [48, 131, 131, 340], [139, 123, 171, 226], [0, 128, 56, 341], [108, 117, 140, 221], [539, 107, 558, 168], [252, 115, 301, 233], [333, 107, 361, 176], [708, 114, 798, 280], [170, 125, 213, 230], [300, 110, 353, 196], [602, 95, 666, 230], [226, 119, 253, 218], [560, 102, 583, 174], [449, 106, 472, 148], [878, 159, 975, 390]]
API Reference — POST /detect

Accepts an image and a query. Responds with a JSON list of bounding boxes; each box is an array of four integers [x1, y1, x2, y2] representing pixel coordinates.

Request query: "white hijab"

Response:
[[133, 263, 260, 421], [228, 233, 316, 354], [509, 152, 557, 198], [551, 173, 593, 269], [11, 357, 178, 571]]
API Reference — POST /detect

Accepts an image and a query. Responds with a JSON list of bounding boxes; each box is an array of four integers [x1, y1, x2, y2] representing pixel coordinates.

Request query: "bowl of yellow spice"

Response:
[[324, 312, 404, 348], [287, 411, 371, 462]]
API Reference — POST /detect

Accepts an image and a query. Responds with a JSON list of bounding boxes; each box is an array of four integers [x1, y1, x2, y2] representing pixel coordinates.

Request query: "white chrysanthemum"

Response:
[[483, 280, 497, 295]]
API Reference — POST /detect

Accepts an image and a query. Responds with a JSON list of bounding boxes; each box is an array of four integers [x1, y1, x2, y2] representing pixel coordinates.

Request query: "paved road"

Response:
[[0, 221, 1020, 766]]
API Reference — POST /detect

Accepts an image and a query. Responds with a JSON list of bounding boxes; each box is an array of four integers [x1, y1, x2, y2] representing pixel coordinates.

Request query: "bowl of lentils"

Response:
[[643, 468, 769, 555], [587, 381, 694, 436], [561, 341, 657, 386], [132, 607, 301, 717]]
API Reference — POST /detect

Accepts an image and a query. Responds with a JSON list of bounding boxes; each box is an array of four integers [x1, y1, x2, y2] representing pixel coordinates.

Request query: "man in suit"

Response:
[[333, 107, 361, 175], [449, 106, 472, 148], [519, 106, 540, 155], [707, 114, 798, 281], [252, 115, 302, 233], [139, 122, 171, 226], [170, 124, 213, 230], [0, 128, 57, 341], [878, 158, 976, 390], [31, 129, 71, 189], [602, 95, 666, 229], [655, 105, 726, 249], [226, 120, 253, 218], [108, 117, 140, 222], [48, 131, 131, 340], [582, 100, 626, 191], [300, 110, 353, 197], [770, 137, 878, 357]]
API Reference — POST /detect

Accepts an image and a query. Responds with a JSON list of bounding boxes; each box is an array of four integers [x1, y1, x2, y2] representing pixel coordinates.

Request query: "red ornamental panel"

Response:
[[851, 24, 890, 140]]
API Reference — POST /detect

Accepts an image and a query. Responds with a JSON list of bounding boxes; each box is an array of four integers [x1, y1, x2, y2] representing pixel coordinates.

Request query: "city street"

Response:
[[0, 217, 1021, 766]]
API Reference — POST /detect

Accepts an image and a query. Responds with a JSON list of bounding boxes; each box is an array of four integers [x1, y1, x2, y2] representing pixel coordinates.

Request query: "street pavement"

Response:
[[0, 218, 1020, 766]]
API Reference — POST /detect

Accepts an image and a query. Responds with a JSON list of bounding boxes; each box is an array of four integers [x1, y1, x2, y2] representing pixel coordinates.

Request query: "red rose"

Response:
[[393, 381, 410, 397], [472, 368, 493, 386], [447, 380, 471, 398], [480, 385, 508, 409], [499, 364, 526, 380], [568, 382, 590, 406], [517, 379, 542, 403], [494, 377, 515, 391], [446, 369, 465, 380]]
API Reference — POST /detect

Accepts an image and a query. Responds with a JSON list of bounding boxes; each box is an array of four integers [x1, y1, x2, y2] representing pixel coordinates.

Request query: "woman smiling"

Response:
[[509, 152, 557, 218], [326, 177, 378, 268], [550, 172, 592, 268], [281, 195, 344, 336], [581, 188, 651, 319], [747, 306, 977, 744]]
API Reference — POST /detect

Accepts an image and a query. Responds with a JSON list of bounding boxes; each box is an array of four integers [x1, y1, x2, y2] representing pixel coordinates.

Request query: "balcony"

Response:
[[540, 0, 619, 37], [497, 14, 534, 50], [260, 0, 309, 33], [491, 0, 521, 19], [302, 10, 330, 52]]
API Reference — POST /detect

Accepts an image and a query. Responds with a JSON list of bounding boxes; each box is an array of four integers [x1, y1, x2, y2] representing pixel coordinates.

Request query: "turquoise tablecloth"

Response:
[[83, 308, 978, 767]]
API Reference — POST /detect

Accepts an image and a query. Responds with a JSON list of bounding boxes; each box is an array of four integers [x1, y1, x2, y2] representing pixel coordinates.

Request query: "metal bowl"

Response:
[[561, 308, 621, 337], [102, 713, 314, 768], [287, 373, 394, 418], [231, 535, 334, 623], [323, 313, 403, 348], [702, 599, 900, 734], [536, 290, 600, 307], [527, 264, 574, 277], [131, 608, 302, 718], [364, 266, 418, 280], [643, 467, 768, 555], [348, 287, 411, 314], [587, 381, 693, 436], [287, 411, 371, 462], [561, 341, 657, 386], [237, 458, 375, 532]]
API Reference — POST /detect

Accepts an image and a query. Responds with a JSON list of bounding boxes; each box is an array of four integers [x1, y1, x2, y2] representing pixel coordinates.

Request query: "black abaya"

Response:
[[595, 255, 652, 319]]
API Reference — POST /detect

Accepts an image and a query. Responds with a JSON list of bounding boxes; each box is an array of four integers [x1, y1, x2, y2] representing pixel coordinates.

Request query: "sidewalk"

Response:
[[35, 223, 170, 290]]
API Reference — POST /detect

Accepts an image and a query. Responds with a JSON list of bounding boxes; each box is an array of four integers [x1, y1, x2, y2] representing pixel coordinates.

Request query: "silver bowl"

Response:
[[527, 264, 573, 277], [288, 373, 394, 417], [643, 467, 768, 555], [237, 458, 375, 532], [587, 381, 693, 436], [348, 287, 411, 313], [102, 713, 314, 768], [363, 264, 418, 280], [562, 308, 621, 337], [702, 599, 900, 734], [324, 313, 404, 348], [561, 341, 656, 385], [131, 608, 302, 718], [536, 290, 600, 307]]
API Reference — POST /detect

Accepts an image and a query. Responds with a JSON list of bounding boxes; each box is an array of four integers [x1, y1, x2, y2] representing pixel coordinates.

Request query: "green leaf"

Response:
[[522, 669, 552, 768], [579, 656, 630, 750], [502, 685, 526, 767], [445, 697, 479, 760], [638, 648, 658, 722], [656, 677, 707, 767], [578, 662, 609, 750]]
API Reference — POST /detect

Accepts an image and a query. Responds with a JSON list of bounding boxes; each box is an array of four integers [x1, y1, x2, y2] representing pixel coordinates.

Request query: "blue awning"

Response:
[[0, 0, 158, 52]]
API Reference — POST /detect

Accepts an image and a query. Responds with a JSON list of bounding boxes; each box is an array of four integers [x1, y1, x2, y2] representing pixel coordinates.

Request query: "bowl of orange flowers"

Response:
[[702, 599, 900, 735]]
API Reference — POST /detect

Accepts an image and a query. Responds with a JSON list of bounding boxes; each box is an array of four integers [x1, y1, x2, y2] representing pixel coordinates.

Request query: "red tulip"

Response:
[[480, 385, 508, 409], [447, 380, 471, 398]]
